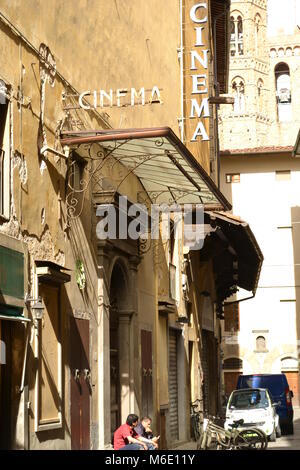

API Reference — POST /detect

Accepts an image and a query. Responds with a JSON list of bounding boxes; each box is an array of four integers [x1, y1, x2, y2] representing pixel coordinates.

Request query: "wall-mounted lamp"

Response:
[[25, 294, 45, 320]]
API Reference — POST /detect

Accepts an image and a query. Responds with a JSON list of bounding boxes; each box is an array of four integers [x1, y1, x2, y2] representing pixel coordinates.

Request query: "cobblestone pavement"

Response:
[[268, 407, 300, 450], [171, 408, 300, 451]]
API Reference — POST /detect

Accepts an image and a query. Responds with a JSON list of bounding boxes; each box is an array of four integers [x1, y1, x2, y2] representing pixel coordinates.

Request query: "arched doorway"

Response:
[[281, 357, 299, 406], [109, 260, 131, 438]]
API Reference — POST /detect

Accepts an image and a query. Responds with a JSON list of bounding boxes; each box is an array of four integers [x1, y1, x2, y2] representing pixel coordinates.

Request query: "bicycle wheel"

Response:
[[216, 431, 229, 449], [234, 428, 268, 450]]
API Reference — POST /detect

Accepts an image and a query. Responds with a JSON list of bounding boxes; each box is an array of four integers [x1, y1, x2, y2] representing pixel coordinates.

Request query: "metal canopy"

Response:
[[60, 127, 231, 210]]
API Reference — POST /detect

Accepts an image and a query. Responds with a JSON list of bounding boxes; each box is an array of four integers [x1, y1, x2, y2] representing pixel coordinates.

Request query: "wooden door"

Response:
[[224, 372, 240, 397], [110, 309, 120, 439], [284, 371, 299, 406], [141, 330, 153, 417], [0, 321, 11, 449], [70, 317, 90, 450]]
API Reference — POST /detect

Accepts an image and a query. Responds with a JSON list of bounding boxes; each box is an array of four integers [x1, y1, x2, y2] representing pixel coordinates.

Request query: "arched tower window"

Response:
[[257, 79, 264, 113], [254, 14, 261, 54], [232, 77, 245, 113], [230, 12, 244, 57], [223, 357, 243, 370], [275, 62, 292, 122], [256, 336, 266, 352]]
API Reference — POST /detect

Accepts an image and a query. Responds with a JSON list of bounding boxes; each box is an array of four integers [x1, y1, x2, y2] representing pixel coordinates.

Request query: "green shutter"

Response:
[[0, 245, 24, 299], [0, 304, 24, 317]]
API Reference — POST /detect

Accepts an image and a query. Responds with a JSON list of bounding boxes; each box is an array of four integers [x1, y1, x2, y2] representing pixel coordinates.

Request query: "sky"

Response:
[[267, 0, 300, 36]]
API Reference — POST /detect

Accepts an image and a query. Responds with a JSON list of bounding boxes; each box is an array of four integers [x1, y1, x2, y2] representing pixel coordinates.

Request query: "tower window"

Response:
[[232, 78, 245, 114], [230, 13, 244, 57], [226, 173, 240, 184], [255, 336, 267, 352], [275, 62, 292, 122]]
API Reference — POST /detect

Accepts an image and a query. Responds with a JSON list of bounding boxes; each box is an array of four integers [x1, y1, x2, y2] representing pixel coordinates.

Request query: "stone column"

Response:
[[118, 311, 134, 423], [129, 256, 141, 414], [97, 245, 112, 449]]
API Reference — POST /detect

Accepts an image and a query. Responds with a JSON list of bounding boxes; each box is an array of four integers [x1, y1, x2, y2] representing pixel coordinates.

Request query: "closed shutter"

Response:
[[202, 331, 209, 413], [169, 329, 179, 441]]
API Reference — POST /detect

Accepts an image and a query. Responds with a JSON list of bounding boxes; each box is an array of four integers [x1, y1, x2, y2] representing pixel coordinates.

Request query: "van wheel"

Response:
[[275, 423, 281, 438], [285, 422, 294, 435], [281, 422, 294, 435], [269, 427, 276, 442]]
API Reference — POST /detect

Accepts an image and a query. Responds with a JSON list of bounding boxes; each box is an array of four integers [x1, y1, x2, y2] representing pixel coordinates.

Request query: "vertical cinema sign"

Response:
[[189, 2, 210, 142]]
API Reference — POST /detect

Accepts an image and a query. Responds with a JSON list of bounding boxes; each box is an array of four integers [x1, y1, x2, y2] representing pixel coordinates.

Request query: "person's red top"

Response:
[[113, 423, 139, 450]]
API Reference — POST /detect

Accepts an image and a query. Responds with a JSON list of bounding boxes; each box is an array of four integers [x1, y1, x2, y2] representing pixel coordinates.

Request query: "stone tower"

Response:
[[219, 0, 300, 151]]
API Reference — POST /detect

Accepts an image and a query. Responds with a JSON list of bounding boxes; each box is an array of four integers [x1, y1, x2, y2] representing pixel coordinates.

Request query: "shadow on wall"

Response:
[[291, 206, 300, 407]]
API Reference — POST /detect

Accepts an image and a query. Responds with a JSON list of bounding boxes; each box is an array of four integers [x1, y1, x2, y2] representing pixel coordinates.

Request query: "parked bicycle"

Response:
[[197, 415, 268, 450], [190, 398, 204, 441]]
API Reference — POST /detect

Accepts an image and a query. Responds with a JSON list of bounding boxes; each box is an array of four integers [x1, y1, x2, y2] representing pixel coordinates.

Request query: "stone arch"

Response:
[[280, 356, 298, 371], [293, 46, 300, 56], [108, 256, 134, 437], [223, 356, 243, 370]]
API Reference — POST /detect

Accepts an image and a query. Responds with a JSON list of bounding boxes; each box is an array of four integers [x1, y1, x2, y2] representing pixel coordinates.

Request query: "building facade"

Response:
[[0, 0, 262, 450], [219, 0, 300, 406]]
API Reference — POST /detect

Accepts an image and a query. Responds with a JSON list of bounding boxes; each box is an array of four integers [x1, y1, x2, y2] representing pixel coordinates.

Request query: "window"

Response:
[[224, 303, 240, 331], [257, 79, 264, 113], [255, 336, 267, 352], [230, 13, 244, 57], [36, 283, 62, 431], [223, 357, 243, 370], [0, 79, 10, 219], [232, 78, 245, 113], [70, 153, 86, 191], [275, 170, 291, 181], [254, 14, 261, 55], [275, 63, 292, 122], [226, 173, 240, 184]]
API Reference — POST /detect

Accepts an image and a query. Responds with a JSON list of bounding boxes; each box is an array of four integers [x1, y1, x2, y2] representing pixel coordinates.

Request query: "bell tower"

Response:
[[219, 0, 270, 150]]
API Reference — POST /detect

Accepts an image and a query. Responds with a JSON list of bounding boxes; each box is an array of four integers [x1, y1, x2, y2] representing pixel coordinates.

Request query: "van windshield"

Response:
[[229, 390, 269, 410]]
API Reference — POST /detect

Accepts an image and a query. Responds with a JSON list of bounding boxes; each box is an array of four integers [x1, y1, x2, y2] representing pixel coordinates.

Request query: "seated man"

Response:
[[113, 414, 148, 450], [134, 416, 160, 450]]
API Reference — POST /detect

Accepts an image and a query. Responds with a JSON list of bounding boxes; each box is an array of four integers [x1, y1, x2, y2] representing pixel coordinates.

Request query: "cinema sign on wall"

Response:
[[78, 86, 162, 110], [78, 2, 210, 143], [189, 2, 210, 142]]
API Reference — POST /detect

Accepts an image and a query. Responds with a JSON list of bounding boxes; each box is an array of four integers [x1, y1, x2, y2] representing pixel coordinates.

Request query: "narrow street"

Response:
[[268, 408, 300, 450], [172, 408, 300, 451]]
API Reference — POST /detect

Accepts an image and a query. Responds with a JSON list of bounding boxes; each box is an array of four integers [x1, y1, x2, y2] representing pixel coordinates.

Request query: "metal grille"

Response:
[[169, 329, 179, 441], [223, 357, 243, 370]]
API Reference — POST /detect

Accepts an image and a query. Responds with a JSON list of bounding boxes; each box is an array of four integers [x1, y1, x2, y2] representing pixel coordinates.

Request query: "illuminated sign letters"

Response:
[[189, 2, 210, 142]]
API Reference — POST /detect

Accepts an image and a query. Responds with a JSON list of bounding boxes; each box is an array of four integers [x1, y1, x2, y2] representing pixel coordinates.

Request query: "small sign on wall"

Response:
[[0, 340, 6, 364]]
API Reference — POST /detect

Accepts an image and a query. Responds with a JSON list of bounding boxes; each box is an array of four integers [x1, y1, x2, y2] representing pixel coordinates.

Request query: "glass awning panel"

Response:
[[60, 127, 231, 209]]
